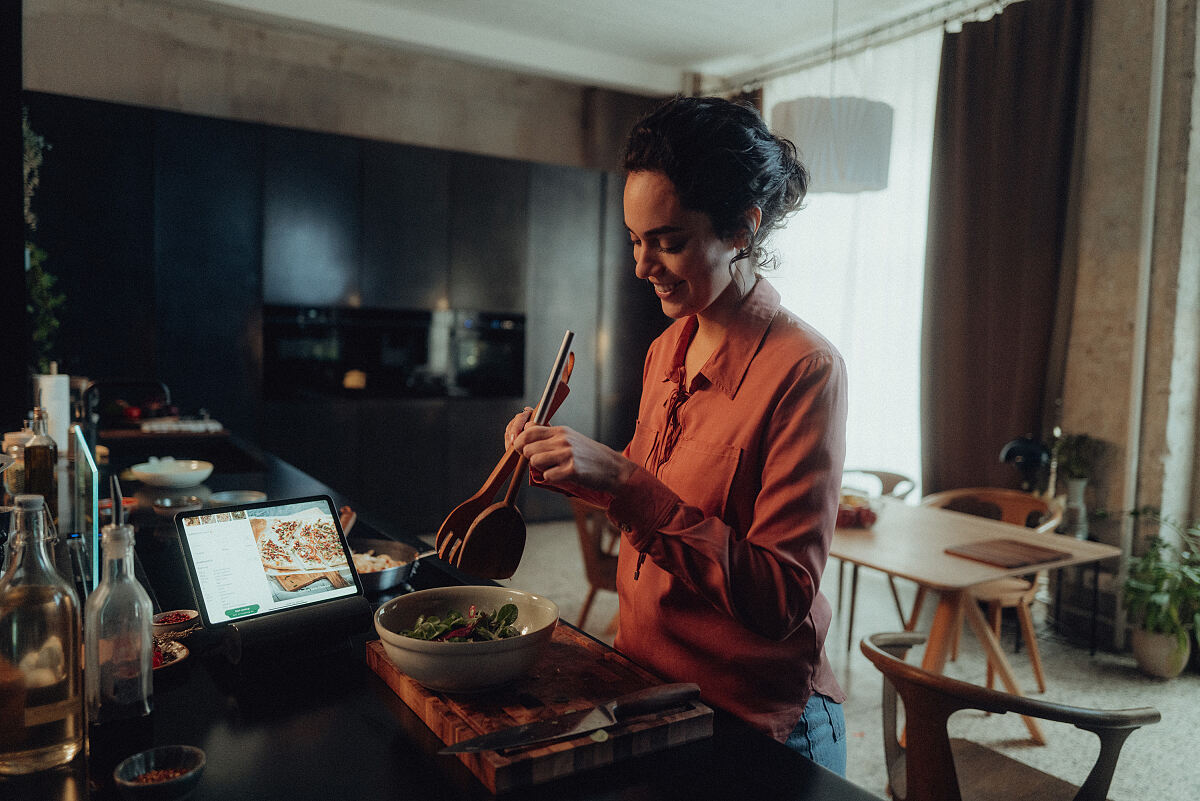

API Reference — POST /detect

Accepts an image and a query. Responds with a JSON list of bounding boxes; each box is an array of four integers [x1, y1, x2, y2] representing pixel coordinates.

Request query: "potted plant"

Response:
[[1050, 429, 1102, 538], [1122, 510, 1200, 678]]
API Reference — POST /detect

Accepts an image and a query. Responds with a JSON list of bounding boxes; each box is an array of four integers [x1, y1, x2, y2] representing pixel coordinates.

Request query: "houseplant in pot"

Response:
[[1122, 511, 1200, 678], [1050, 429, 1101, 538]]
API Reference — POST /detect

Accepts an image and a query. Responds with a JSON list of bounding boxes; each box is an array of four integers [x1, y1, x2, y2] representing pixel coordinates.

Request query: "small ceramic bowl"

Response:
[[129, 458, 214, 488], [153, 609, 200, 634], [153, 496, 203, 517], [374, 585, 559, 693], [113, 745, 205, 800], [208, 490, 267, 507]]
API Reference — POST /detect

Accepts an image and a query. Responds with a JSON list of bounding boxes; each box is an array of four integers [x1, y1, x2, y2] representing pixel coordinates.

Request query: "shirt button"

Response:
[[620, 523, 632, 533]]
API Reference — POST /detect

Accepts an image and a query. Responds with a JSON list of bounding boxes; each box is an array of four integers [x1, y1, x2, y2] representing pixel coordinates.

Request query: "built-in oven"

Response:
[[263, 306, 525, 399]]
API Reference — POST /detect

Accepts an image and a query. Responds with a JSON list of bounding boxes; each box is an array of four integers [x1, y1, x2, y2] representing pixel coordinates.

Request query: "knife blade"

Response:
[[438, 682, 700, 754]]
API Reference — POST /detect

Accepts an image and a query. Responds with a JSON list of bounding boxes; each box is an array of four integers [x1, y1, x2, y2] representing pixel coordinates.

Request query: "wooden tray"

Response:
[[945, 538, 1072, 568], [366, 624, 713, 793]]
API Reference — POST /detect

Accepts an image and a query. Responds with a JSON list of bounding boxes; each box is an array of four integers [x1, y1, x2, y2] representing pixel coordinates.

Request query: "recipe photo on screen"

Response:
[[180, 498, 358, 624]]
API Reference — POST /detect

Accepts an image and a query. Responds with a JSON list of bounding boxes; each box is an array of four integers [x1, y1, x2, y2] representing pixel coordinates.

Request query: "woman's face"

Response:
[[623, 170, 742, 320]]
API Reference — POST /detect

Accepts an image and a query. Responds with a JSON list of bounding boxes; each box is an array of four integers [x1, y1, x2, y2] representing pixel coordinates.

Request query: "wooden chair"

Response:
[[861, 632, 1159, 801], [837, 469, 916, 652], [569, 499, 620, 633], [916, 487, 1064, 691]]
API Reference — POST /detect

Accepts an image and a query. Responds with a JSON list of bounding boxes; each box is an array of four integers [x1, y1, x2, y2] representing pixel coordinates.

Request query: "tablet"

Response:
[[175, 494, 363, 627]]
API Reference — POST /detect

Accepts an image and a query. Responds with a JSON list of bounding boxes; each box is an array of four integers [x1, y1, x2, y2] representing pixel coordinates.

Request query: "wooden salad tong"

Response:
[[435, 331, 575, 576]]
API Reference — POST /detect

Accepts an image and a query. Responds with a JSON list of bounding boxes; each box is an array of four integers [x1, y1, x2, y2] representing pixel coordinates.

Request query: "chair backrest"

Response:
[[843, 469, 916, 499], [861, 632, 1160, 801], [920, 487, 1062, 533], [569, 499, 619, 592]]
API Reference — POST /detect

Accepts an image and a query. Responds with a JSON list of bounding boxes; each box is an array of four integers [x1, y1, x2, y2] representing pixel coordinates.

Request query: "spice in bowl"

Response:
[[153, 609, 200, 634]]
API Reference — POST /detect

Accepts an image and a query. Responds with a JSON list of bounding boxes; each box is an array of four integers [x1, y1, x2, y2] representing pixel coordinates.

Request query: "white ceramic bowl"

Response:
[[374, 585, 559, 693], [130, 458, 213, 488]]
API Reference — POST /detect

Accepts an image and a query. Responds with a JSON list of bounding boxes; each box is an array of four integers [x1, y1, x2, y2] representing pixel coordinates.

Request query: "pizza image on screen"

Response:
[[251, 507, 349, 574]]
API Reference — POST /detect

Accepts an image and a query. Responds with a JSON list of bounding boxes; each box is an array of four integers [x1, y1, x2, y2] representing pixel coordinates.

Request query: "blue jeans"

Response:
[[784, 693, 846, 776]]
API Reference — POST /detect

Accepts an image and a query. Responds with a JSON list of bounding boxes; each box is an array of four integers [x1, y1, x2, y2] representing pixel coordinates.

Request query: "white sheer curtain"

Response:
[[763, 29, 942, 497]]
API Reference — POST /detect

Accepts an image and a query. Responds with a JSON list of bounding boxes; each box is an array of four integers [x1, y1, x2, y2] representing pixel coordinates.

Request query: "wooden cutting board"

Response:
[[366, 624, 713, 793], [274, 570, 349, 590]]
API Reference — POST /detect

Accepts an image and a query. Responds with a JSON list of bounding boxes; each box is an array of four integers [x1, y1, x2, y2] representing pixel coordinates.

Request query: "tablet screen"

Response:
[[176, 495, 362, 627]]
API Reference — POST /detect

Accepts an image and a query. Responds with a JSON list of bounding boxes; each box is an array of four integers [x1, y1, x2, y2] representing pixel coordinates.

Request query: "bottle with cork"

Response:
[[23, 409, 58, 523]]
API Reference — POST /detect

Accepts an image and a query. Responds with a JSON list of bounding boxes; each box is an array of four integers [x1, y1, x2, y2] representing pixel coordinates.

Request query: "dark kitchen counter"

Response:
[[8, 438, 881, 801]]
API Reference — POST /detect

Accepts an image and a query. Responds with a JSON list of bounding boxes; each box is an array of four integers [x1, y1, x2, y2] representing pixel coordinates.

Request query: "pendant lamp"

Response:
[[769, 0, 894, 193]]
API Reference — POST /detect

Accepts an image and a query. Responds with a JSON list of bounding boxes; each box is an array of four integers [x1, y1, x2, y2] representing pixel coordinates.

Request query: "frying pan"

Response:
[[350, 538, 437, 593]]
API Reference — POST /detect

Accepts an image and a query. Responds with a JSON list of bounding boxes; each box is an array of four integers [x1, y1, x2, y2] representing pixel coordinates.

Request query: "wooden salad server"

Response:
[[455, 348, 574, 579], [435, 333, 575, 564]]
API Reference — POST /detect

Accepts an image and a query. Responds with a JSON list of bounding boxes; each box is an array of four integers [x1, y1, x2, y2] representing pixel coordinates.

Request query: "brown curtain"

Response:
[[921, 0, 1090, 494]]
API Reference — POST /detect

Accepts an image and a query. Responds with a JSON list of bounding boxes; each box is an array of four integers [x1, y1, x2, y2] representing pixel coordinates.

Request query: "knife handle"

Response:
[[611, 682, 701, 720]]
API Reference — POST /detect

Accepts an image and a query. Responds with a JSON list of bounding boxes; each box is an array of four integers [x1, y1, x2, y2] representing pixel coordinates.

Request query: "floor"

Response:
[[496, 518, 1200, 801]]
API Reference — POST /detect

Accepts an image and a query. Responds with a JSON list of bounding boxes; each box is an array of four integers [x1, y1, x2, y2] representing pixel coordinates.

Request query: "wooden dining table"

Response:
[[831, 497, 1121, 744]]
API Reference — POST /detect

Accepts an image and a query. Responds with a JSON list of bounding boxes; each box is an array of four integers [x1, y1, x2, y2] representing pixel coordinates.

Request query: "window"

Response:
[[763, 28, 942, 496]]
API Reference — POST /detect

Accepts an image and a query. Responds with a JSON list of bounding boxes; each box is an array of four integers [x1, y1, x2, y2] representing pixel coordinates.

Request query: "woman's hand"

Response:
[[504, 409, 636, 495]]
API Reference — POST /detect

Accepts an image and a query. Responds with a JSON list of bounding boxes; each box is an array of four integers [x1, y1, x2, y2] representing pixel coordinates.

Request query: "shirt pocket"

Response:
[[658, 437, 742, 519]]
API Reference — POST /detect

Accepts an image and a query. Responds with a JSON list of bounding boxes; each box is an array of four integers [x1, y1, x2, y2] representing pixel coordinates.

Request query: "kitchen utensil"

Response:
[[434, 373, 573, 561], [452, 346, 574, 579], [452, 453, 530, 579], [439, 682, 701, 754], [350, 538, 437, 593], [435, 332, 575, 563], [373, 585, 559, 693]]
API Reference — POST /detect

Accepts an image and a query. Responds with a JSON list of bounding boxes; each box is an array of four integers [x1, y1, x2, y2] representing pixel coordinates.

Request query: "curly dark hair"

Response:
[[622, 95, 808, 272]]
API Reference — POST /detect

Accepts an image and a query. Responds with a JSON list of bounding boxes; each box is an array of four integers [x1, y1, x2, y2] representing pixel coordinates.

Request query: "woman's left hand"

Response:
[[511, 422, 636, 495]]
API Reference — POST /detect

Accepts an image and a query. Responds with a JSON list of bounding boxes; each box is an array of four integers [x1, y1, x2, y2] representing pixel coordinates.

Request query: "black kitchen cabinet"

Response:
[[262, 126, 361, 307], [361, 141, 451, 310], [448, 153, 530, 313], [21, 90, 656, 529], [153, 110, 263, 437], [23, 93, 156, 380]]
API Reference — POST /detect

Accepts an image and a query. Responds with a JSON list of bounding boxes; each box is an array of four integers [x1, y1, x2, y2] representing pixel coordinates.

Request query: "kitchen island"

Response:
[[5, 437, 882, 801]]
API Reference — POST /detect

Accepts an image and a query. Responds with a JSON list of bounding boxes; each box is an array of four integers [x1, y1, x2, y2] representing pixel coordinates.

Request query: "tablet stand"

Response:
[[219, 595, 373, 669]]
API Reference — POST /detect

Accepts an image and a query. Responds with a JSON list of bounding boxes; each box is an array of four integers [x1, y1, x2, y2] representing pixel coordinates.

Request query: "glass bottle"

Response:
[[0, 494, 85, 774], [24, 409, 58, 523], [85, 523, 153, 724]]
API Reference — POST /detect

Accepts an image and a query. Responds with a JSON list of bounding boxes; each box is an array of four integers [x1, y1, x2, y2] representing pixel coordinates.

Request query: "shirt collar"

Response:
[[658, 278, 781, 399]]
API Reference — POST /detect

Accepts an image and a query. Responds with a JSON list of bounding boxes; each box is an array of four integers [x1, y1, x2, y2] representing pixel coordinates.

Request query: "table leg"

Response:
[[846, 565, 860, 654], [961, 598, 1046, 744], [919, 590, 963, 675]]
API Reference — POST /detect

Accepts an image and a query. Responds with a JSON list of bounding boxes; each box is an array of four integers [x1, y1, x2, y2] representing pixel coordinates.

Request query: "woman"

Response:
[[506, 96, 848, 773]]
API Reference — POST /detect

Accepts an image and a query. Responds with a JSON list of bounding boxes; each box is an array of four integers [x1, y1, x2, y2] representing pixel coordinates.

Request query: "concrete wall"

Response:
[[1059, 0, 1199, 641], [1062, 0, 1199, 540], [22, 0, 656, 170]]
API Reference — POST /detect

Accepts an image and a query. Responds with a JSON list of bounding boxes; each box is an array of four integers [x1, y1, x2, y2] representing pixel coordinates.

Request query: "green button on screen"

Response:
[[224, 605, 260, 619]]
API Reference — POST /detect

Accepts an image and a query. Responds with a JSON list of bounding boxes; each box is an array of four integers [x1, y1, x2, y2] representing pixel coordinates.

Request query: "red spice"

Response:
[[133, 766, 190, 783], [157, 611, 192, 624]]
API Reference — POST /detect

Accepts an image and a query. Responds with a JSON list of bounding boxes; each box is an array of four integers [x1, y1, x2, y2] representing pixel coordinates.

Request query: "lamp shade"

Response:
[[771, 96, 894, 193]]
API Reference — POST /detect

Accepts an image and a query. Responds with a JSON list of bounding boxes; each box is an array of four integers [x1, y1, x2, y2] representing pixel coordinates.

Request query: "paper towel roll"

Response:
[[33, 373, 71, 451]]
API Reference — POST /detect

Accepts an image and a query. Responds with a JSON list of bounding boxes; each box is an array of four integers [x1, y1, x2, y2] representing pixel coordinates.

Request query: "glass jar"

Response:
[[0, 494, 84, 774]]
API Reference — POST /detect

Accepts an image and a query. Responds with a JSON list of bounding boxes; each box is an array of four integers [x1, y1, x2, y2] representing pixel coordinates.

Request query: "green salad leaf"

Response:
[[401, 603, 521, 642]]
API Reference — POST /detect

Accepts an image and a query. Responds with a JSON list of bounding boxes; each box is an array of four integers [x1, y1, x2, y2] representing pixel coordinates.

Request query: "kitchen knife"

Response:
[[438, 682, 701, 754]]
